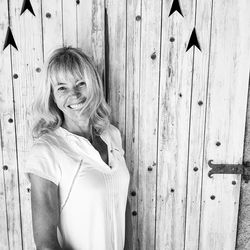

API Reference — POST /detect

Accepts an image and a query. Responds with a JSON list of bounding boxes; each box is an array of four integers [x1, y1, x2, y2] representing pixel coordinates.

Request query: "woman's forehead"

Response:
[[49, 63, 87, 85]]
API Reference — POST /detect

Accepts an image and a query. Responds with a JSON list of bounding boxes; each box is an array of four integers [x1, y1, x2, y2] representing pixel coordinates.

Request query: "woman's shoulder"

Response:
[[103, 123, 121, 140], [30, 129, 60, 156], [102, 123, 124, 152]]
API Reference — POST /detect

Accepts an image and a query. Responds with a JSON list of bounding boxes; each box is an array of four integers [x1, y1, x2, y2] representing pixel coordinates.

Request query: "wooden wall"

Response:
[[1, 0, 250, 250]]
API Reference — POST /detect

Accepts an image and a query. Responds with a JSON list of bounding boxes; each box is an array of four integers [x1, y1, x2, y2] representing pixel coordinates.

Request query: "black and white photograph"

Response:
[[1, 0, 250, 249]]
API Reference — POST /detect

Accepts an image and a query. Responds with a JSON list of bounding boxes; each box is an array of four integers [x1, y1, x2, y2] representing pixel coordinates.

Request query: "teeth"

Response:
[[69, 102, 84, 109]]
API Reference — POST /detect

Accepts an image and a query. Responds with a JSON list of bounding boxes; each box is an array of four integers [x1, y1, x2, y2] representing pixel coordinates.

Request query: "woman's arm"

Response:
[[29, 174, 62, 250], [124, 198, 133, 250]]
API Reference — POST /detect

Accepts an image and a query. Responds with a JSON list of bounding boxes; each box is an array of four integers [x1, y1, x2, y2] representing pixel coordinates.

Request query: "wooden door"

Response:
[[156, 0, 250, 250]]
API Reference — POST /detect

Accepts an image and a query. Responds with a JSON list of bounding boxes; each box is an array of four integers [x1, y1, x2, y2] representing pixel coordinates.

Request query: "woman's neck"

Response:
[[61, 117, 92, 140]]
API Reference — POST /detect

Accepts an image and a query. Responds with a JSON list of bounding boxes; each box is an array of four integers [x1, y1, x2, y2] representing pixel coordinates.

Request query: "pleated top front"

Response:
[[24, 124, 130, 250]]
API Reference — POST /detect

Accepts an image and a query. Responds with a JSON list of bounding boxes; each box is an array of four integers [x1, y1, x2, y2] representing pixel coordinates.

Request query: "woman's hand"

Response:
[[29, 174, 62, 250]]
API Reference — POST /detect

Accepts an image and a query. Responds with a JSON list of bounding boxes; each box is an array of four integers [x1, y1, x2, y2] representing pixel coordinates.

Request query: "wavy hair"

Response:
[[32, 46, 111, 138]]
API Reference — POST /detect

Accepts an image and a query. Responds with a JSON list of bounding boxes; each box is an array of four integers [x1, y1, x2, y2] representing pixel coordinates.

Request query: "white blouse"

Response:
[[24, 124, 130, 250]]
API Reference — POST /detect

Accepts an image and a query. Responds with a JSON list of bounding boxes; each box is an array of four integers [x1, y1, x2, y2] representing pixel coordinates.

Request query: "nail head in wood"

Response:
[[8, 118, 13, 123], [193, 167, 198, 172], [170, 188, 175, 193], [13, 74, 18, 79], [135, 15, 141, 21], [132, 211, 137, 216], [198, 100, 203, 106], [151, 52, 156, 60], [36, 67, 41, 73], [232, 180, 236, 185], [210, 195, 215, 200], [46, 13, 51, 18], [3, 165, 8, 170], [148, 166, 153, 171], [131, 191, 136, 196], [216, 141, 221, 146], [170, 37, 175, 42]]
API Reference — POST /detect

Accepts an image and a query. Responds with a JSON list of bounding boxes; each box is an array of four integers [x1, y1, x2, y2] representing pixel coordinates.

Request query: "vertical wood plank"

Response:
[[0, 1, 11, 249], [0, 125, 9, 250], [77, 0, 92, 56], [105, 0, 126, 141], [9, 0, 44, 249], [156, 0, 195, 249], [138, 0, 161, 249], [42, 0, 63, 59], [0, 0, 23, 248], [237, 76, 250, 250], [184, 0, 212, 249], [77, 0, 105, 78], [126, 0, 141, 249], [62, 0, 77, 47], [199, 1, 250, 249]]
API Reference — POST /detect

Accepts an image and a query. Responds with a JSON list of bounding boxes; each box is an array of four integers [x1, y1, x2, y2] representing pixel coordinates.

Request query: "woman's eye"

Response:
[[58, 86, 66, 91], [78, 81, 86, 87]]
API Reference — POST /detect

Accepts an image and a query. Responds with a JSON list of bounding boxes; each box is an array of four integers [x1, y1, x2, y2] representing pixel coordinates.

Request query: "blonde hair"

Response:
[[32, 46, 111, 138]]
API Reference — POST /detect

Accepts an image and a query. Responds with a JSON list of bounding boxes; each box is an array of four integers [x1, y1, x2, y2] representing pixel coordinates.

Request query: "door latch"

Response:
[[208, 160, 250, 181]]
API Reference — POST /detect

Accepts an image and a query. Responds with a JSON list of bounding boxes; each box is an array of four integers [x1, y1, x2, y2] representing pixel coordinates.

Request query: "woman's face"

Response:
[[51, 75, 89, 123]]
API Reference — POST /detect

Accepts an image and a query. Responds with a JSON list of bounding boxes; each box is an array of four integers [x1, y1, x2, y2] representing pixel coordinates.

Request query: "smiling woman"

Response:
[[32, 46, 110, 140], [24, 46, 131, 250]]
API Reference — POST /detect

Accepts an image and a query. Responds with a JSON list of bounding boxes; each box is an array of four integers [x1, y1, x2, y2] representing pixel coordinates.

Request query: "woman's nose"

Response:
[[71, 87, 82, 98]]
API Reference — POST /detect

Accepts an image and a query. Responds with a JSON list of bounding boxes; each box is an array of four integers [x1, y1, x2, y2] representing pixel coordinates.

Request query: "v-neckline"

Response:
[[58, 126, 114, 171]]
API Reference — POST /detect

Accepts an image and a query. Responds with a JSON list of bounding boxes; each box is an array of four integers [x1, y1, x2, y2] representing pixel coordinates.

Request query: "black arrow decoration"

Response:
[[186, 28, 201, 52], [20, 0, 35, 16], [169, 0, 183, 17], [3, 27, 18, 51]]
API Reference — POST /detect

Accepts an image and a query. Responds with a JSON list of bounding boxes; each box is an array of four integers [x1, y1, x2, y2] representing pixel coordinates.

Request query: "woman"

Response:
[[24, 46, 131, 250]]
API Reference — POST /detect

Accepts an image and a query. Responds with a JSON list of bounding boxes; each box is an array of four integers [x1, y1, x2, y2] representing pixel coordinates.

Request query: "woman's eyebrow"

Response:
[[76, 79, 86, 84], [57, 82, 66, 85]]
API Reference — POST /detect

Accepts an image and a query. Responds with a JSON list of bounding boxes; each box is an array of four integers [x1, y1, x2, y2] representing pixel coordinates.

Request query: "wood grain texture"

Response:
[[125, 0, 141, 249], [184, 0, 212, 249], [9, 0, 44, 249], [156, 0, 195, 249], [0, 0, 23, 248], [199, 1, 250, 249], [77, 0, 105, 79], [138, 0, 161, 249], [237, 76, 250, 250], [0, 0, 11, 248], [42, 0, 63, 59], [77, 0, 92, 56], [62, 0, 77, 47], [105, 0, 126, 143]]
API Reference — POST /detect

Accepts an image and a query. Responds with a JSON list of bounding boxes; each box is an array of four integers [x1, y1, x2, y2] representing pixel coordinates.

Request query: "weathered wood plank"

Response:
[[77, 0, 105, 79], [237, 76, 250, 250], [156, 0, 195, 249], [42, 0, 63, 58], [199, 1, 250, 249], [0, 0, 23, 248], [62, 0, 77, 47], [105, 0, 126, 143], [0, 125, 9, 250], [77, 0, 92, 56], [138, 0, 161, 249], [9, 0, 44, 249], [0, 2, 11, 249], [184, 0, 212, 249], [125, 0, 141, 249]]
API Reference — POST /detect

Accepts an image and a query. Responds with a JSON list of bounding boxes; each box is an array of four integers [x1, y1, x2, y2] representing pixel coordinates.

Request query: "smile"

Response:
[[68, 99, 86, 109]]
